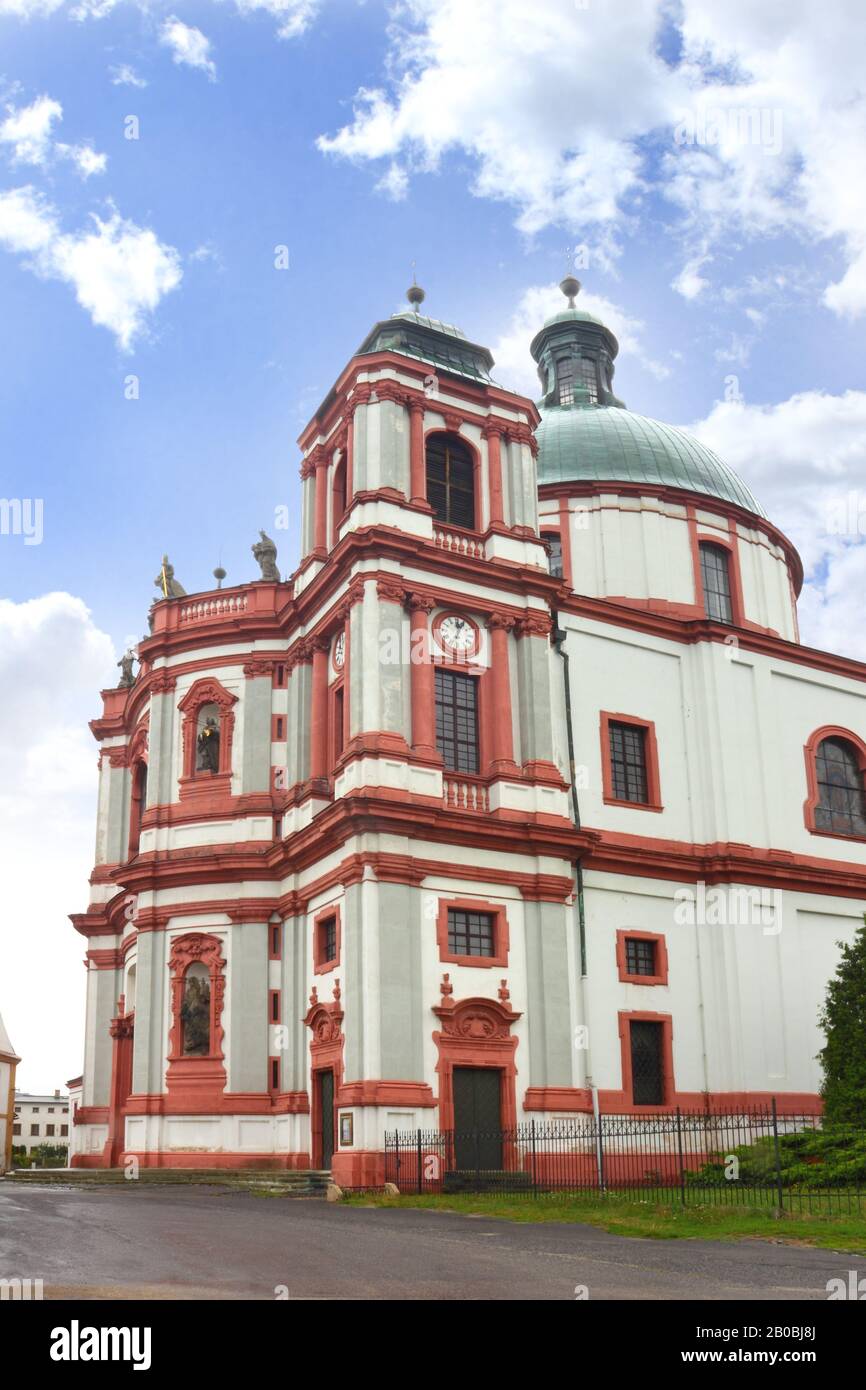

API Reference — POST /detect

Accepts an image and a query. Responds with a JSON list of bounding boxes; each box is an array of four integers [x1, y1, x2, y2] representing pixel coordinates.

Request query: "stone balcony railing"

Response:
[[432, 524, 485, 560], [443, 774, 489, 813]]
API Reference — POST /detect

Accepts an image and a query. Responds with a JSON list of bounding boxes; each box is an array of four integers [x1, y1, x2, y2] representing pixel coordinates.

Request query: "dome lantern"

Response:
[[530, 278, 624, 411]]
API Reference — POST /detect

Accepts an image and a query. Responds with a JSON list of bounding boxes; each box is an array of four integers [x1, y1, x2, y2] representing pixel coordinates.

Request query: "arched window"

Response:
[[128, 761, 147, 857], [426, 433, 475, 529], [699, 542, 733, 623], [332, 456, 347, 539], [556, 358, 574, 406], [815, 737, 866, 836], [576, 358, 599, 404]]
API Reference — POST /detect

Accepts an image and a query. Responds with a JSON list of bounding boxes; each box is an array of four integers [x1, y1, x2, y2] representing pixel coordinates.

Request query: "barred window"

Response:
[[699, 542, 733, 623], [435, 668, 479, 773], [609, 721, 649, 804], [630, 1020, 664, 1106], [448, 908, 495, 958], [625, 937, 656, 977], [426, 434, 475, 529], [815, 738, 866, 836]]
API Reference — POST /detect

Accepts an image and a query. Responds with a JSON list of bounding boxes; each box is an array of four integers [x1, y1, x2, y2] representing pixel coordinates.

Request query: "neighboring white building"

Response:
[[0, 1011, 20, 1174], [69, 281, 866, 1179], [13, 1091, 71, 1157]]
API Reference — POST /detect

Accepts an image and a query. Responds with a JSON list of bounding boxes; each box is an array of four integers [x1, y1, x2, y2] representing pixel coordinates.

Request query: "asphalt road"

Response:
[[0, 1184, 861, 1300]]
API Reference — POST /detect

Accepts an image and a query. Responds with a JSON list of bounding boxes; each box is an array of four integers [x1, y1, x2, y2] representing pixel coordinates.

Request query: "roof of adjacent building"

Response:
[[357, 304, 495, 383], [0, 1009, 19, 1063], [535, 403, 767, 517]]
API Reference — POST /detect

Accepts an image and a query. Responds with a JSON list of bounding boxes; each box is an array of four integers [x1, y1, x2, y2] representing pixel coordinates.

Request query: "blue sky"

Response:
[[2, 0, 866, 1089]]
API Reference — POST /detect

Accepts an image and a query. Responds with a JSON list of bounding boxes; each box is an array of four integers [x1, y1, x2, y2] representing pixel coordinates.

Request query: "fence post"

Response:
[[531, 1119, 538, 1195], [596, 1111, 605, 1194], [416, 1128, 422, 1196], [771, 1098, 784, 1216], [676, 1106, 686, 1206]]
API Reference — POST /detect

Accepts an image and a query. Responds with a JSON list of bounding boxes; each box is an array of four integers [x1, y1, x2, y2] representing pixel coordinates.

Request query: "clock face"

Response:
[[439, 614, 476, 655], [333, 632, 345, 669]]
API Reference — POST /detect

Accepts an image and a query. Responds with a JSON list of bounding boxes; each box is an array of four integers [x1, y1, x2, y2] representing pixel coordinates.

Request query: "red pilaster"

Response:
[[408, 399, 426, 505], [310, 637, 330, 779], [483, 421, 505, 527], [314, 451, 328, 553], [487, 614, 517, 772], [408, 593, 437, 759]]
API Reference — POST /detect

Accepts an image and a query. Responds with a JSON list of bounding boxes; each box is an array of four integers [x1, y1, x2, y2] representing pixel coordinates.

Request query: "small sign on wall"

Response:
[[339, 1112, 353, 1148]]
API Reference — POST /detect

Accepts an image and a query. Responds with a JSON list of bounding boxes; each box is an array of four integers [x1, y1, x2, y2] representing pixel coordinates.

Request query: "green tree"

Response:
[[819, 917, 866, 1124]]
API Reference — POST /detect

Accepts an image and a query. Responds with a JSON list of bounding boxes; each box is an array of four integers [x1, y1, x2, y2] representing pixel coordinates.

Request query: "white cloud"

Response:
[[0, 95, 106, 177], [0, 187, 182, 349], [231, 0, 319, 40], [316, 0, 866, 319], [109, 63, 148, 88], [160, 16, 217, 80], [490, 281, 669, 398], [0, 593, 117, 1092], [0, 95, 62, 166], [689, 390, 866, 660]]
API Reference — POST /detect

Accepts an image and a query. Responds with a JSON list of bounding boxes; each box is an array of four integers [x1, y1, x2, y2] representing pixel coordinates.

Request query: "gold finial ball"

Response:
[[407, 282, 425, 310], [560, 275, 581, 307]]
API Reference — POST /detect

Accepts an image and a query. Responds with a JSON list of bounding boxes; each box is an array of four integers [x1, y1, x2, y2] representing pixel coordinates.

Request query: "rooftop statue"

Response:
[[252, 529, 280, 582], [154, 555, 186, 599], [117, 648, 137, 688]]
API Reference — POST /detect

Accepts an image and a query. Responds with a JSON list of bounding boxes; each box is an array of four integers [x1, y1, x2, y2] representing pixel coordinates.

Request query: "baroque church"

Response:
[[70, 278, 866, 1179]]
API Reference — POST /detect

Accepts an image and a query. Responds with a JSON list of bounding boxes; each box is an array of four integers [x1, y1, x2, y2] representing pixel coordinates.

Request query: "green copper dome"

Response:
[[530, 278, 766, 519], [535, 404, 766, 517]]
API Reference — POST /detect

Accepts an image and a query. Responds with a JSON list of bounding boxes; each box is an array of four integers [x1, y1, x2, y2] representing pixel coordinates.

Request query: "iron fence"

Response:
[[383, 1103, 866, 1211]]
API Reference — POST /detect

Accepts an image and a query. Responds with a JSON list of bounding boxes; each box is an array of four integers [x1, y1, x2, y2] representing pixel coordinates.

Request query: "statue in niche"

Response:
[[154, 555, 187, 599], [180, 973, 210, 1056], [251, 530, 280, 582], [196, 717, 220, 773], [117, 648, 137, 688]]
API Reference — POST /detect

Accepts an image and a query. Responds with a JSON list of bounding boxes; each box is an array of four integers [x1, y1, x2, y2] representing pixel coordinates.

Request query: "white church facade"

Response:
[[69, 280, 866, 1180]]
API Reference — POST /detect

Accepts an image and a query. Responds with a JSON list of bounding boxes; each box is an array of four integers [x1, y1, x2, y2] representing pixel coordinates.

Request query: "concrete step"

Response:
[[4, 1168, 333, 1195]]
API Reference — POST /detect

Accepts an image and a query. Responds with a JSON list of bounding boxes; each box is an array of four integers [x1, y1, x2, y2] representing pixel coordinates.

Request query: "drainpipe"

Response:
[[552, 613, 599, 1169]]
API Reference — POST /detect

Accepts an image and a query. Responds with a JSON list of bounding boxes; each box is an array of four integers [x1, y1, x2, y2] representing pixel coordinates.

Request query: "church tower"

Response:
[[70, 284, 593, 1178]]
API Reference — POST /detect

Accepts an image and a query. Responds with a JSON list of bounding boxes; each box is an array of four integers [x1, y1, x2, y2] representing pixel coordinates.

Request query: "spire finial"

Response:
[[560, 274, 581, 309], [407, 260, 425, 312]]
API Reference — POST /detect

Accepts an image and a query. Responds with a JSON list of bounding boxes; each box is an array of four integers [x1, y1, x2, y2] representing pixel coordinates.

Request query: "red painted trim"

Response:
[[271, 713, 285, 743], [117, 1152, 312, 1170], [523, 1087, 593, 1112], [611, 1010, 675, 1112], [436, 897, 510, 968], [123, 1091, 310, 1116], [268, 921, 282, 960], [432, 989, 521, 1132], [336, 1080, 436, 1107], [600, 711, 663, 812], [615, 929, 669, 986], [312, 903, 341, 974], [165, 933, 227, 1106], [803, 725, 866, 843], [269, 989, 281, 1025], [539, 477, 803, 596], [306, 984, 344, 1168], [583, 827, 866, 897]]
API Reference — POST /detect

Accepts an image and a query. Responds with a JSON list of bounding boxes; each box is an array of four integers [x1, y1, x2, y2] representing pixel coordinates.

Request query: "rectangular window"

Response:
[[270, 1058, 280, 1091], [13, 1125, 20, 1136], [275, 716, 284, 740], [577, 357, 599, 404], [333, 686, 345, 763], [699, 542, 733, 623], [270, 990, 280, 1023], [630, 1020, 665, 1106], [60, 1125, 68, 1137], [625, 937, 656, 977], [318, 915, 337, 965], [542, 531, 563, 579], [270, 924, 281, 960], [435, 668, 479, 773], [557, 357, 574, 406], [46, 1125, 55, 1137], [30, 1124, 39, 1136], [447, 908, 495, 958], [609, 721, 649, 804]]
